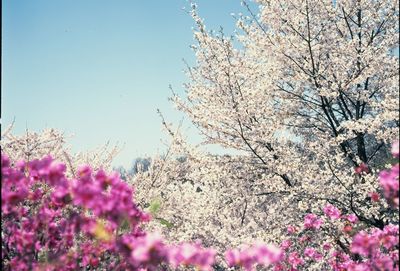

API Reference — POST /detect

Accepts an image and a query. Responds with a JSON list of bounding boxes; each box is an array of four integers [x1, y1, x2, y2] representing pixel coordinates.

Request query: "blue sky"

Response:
[[2, 0, 257, 168]]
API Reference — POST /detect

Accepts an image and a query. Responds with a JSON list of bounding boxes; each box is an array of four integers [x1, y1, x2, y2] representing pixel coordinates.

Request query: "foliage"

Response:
[[1, 142, 398, 270], [2, 0, 399, 270]]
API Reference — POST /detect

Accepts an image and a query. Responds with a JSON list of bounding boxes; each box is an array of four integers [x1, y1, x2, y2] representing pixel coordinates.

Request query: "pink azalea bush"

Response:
[[224, 242, 283, 270], [1, 154, 217, 270], [379, 165, 399, 208], [1, 153, 282, 271], [270, 142, 399, 270], [1, 141, 399, 270], [273, 209, 398, 270]]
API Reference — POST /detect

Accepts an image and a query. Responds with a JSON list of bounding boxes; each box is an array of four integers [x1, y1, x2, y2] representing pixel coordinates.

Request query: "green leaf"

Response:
[[156, 217, 174, 228], [38, 250, 48, 263], [148, 198, 161, 215], [119, 217, 131, 233]]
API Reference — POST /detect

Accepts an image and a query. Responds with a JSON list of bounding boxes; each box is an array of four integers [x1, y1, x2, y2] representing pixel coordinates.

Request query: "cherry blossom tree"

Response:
[[2, 142, 397, 270], [135, 0, 399, 255], [2, 1, 398, 269], [1, 125, 119, 178]]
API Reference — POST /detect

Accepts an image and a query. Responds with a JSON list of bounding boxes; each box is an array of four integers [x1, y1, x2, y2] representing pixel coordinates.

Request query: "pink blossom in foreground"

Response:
[[303, 213, 323, 230], [323, 204, 341, 220], [287, 225, 297, 234], [225, 243, 282, 270], [1, 154, 280, 271], [280, 239, 292, 250], [392, 141, 399, 158], [129, 233, 167, 264], [2, 141, 400, 270], [303, 247, 322, 261], [323, 243, 332, 251], [379, 163, 399, 207], [288, 252, 305, 269], [346, 214, 359, 224], [348, 225, 399, 270], [351, 231, 380, 257], [168, 242, 216, 271]]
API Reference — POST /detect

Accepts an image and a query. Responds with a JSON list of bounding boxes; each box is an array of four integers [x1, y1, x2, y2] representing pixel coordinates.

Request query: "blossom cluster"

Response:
[[272, 144, 399, 270], [2, 142, 399, 270], [2, 154, 287, 270], [2, 0, 399, 269], [349, 225, 399, 270], [1, 154, 220, 270], [276, 209, 399, 270], [225, 242, 282, 270], [379, 141, 399, 207]]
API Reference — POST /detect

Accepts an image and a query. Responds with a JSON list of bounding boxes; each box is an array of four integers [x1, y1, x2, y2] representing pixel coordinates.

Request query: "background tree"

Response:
[[1, 125, 119, 177], [137, 0, 399, 253]]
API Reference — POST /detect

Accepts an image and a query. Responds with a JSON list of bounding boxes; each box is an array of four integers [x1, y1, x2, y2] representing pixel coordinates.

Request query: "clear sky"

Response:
[[2, 0, 258, 168]]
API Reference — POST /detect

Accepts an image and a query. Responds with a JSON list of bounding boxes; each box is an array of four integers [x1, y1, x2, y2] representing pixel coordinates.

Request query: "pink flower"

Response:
[[280, 240, 292, 250], [2, 154, 10, 168], [194, 248, 216, 271], [383, 224, 399, 235], [323, 243, 332, 251], [304, 214, 323, 230], [369, 192, 380, 202], [392, 141, 399, 158], [343, 224, 353, 234], [351, 231, 379, 257], [299, 235, 311, 243], [51, 186, 70, 206], [355, 163, 369, 174], [252, 242, 282, 266], [287, 225, 297, 234], [323, 204, 341, 220], [346, 214, 359, 224], [169, 242, 216, 270], [381, 224, 399, 250], [48, 161, 67, 186], [225, 248, 241, 267], [77, 164, 92, 181], [288, 252, 304, 268], [225, 243, 282, 270], [130, 233, 167, 264], [304, 247, 316, 258], [348, 262, 371, 271], [303, 247, 323, 261], [313, 252, 323, 261], [71, 180, 102, 208], [379, 164, 399, 207]]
